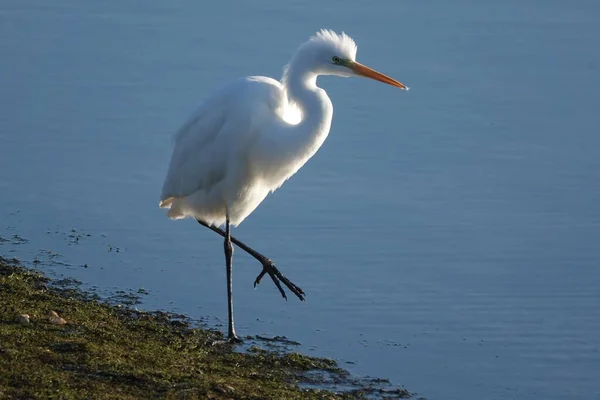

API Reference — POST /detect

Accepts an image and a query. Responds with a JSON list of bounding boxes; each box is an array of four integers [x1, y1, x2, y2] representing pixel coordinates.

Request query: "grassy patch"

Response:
[[0, 257, 411, 399]]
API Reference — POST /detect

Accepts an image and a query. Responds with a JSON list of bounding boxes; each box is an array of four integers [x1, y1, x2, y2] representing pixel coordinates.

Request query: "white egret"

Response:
[[160, 29, 407, 342]]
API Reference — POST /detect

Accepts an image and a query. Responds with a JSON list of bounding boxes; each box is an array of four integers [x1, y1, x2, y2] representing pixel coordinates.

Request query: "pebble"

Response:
[[49, 310, 67, 325], [17, 314, 30, 324]]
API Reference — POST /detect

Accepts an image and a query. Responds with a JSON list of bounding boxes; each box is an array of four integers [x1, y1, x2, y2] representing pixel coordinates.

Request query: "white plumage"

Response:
[[159, 30, 407, 342], [159, 75, 312, 226], [160, 30, 406, 227]]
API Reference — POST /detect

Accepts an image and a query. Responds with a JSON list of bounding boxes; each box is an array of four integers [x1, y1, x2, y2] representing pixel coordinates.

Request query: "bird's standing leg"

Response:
[[224, 215, 242, 343], [197, 219, 305, 301]]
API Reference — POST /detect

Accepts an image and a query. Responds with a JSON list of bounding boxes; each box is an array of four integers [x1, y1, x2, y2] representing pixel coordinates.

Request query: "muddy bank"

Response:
[[0, 257, 412, 399]]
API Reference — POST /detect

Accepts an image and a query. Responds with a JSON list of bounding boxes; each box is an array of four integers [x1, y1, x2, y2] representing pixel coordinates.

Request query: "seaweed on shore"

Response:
[[0, 256, 412, 399]]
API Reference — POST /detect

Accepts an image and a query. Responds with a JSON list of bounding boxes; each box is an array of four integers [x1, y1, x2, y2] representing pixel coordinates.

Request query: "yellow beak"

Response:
[[348, 61, 408, 90]]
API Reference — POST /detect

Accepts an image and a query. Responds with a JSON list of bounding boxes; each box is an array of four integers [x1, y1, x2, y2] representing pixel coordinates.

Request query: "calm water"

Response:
[[2, 1, 600, 399]]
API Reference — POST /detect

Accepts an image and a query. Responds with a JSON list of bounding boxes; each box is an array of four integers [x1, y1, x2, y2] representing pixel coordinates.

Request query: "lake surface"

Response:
[[1, 1, 599, 399]]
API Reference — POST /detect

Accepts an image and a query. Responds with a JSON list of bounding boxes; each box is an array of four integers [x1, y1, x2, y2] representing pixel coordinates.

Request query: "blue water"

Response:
[[1, 1, 599, 399]]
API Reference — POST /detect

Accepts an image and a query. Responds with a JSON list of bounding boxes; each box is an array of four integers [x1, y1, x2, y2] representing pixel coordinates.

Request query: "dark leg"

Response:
[[224, 215, 242, 343], [197, 218, 305, 301]]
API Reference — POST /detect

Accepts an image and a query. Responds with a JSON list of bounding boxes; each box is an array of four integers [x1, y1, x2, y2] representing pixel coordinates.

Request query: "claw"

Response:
[[254, 269, 268, 287], [267, 268, 287, 300], [253, 258, 305, 301], [228, 335, 243, 344], [211, 335, 243, 346]]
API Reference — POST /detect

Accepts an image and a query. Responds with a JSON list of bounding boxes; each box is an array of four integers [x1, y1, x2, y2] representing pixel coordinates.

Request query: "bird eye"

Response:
[[332, 56, 340, 64]]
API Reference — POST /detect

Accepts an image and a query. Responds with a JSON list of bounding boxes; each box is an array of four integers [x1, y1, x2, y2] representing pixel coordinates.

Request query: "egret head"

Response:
[[285, 29, 408, 90]]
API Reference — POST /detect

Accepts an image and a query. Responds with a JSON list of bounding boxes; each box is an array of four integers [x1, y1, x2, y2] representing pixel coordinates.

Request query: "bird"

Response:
[[159, 29, 408, 343]]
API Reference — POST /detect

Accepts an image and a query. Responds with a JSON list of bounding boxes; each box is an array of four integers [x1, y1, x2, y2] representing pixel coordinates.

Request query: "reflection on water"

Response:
[[1, 1, 599, 399]]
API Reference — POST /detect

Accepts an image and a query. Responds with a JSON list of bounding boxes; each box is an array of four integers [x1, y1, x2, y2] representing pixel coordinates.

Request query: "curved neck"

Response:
[[280, 63, 333, 163], [252, 60, 333, 187]]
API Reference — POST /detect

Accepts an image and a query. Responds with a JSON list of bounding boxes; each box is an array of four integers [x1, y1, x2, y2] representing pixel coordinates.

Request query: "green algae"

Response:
[[0, 256, 412, 399]]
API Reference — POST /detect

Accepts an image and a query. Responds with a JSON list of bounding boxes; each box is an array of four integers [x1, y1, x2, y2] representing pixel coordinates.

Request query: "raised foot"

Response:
[[253, 258, 305, 302]]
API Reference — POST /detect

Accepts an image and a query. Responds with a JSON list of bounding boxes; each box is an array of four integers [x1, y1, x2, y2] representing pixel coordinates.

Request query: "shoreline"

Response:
[[0, 256, 412, 399]]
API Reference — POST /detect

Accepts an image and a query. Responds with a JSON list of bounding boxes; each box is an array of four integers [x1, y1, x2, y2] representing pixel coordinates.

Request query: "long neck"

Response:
[[252, 58, 333, 188], [276, 63, 333, 168], [284, 66, 333, 145]]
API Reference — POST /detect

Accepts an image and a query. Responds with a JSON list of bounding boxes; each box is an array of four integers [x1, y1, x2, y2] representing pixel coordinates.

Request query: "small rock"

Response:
[[224, 385, 235, 393], [49, 310, 67, 325], [17, 314, 30, 324], [213, 384, 235, 394]]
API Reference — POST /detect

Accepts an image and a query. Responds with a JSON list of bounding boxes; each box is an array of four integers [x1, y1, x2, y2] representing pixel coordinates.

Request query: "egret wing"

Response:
[[160, 77, 283, 206]]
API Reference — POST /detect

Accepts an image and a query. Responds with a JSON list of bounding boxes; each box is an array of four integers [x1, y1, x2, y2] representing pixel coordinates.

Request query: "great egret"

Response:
[[160, 29, 407, 342]]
